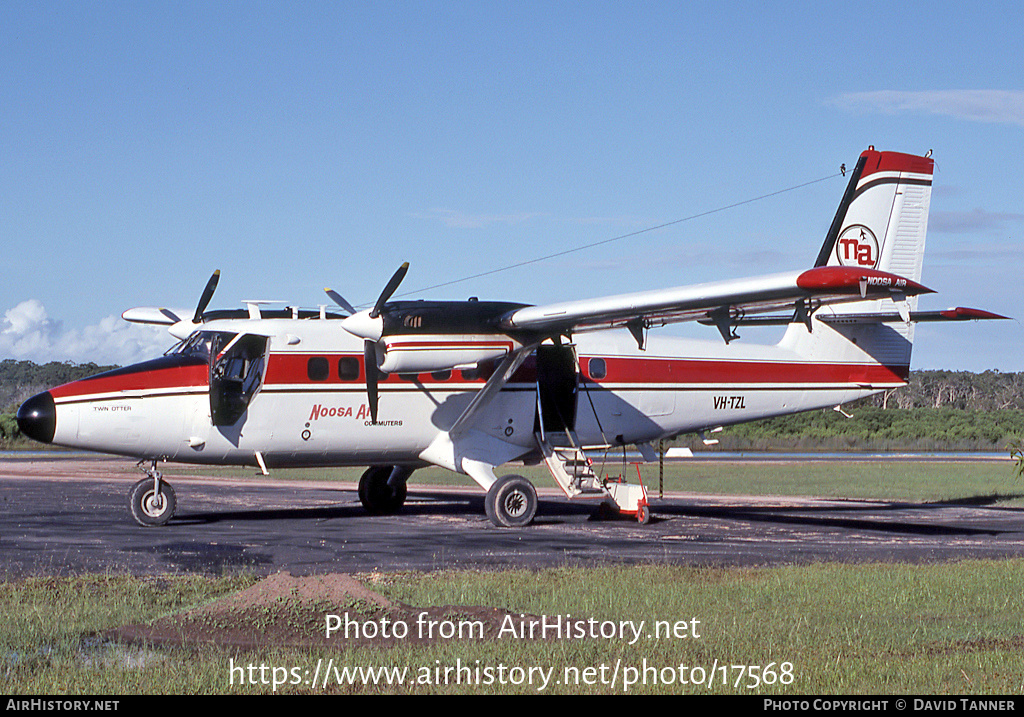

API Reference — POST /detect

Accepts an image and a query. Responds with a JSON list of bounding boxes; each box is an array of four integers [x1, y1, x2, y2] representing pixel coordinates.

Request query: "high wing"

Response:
[[500, 265, 935, 346]]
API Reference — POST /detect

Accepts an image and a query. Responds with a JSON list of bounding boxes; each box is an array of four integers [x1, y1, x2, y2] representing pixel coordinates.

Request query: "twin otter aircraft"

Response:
[[17, 148, 1006, 528]]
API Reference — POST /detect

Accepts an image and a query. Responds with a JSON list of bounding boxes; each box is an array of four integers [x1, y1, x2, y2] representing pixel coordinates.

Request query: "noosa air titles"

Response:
[[307, 403, 373, 421], [306, 403, 403, 427]]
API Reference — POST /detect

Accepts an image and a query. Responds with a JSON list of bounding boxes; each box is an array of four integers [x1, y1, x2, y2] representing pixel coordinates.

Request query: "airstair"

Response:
[[536, 432, 650, 523]]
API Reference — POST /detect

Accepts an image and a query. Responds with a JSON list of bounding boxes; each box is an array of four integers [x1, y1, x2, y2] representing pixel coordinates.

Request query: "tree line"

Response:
[[0, 359, 118, 412], [870, 370, 1024, 411]]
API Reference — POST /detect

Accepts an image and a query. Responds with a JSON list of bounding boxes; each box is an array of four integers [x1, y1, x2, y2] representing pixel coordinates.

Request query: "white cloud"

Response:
[[831, 90, 1024, 126], [1, 300, 172, 366]]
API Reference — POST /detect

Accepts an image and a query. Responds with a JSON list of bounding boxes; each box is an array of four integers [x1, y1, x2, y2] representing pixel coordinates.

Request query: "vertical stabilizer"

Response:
[[782, 148, 935, 380], [817, 147, 934, 283]]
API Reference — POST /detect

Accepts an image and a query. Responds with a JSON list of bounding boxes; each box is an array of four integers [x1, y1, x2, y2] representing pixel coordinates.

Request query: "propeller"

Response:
[[193, 270, 221, 324], [341, 262, 410, 423], [324, 288, 356, 315], [371, 262, 409, 318], [364, 340, 379, 423]]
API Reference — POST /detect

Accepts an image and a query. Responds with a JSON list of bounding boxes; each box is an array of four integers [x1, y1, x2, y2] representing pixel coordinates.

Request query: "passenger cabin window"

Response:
[[338, 357, 359, 381], [431, 369, 452, 381], [588, 358, 607, 380], [307, 357, 329, 381]]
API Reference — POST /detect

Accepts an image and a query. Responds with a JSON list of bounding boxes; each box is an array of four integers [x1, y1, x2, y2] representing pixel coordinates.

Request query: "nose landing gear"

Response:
[[129, 460, 176, 527]]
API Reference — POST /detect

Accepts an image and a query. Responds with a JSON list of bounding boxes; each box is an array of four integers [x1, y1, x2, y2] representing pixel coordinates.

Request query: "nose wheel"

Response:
[[129, 462, 176, 527]]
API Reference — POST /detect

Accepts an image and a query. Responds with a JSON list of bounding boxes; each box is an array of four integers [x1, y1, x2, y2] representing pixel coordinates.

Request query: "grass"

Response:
[[3, 562, 1024, 694]]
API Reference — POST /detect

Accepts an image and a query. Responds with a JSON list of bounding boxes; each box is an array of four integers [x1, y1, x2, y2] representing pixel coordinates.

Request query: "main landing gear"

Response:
[[358, 465, 411, 515], [485, 474, 538, 528], [129, 460, 176, 527], [357, 465, 538, 527]]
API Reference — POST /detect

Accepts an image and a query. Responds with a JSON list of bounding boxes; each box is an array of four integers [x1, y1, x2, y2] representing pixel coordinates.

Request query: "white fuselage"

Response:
[[45, 316, 902, 484]]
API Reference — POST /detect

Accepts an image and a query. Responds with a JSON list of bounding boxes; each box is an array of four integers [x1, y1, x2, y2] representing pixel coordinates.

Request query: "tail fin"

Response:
[[815, 147, 934, 283], [780, 148, 935, 382]]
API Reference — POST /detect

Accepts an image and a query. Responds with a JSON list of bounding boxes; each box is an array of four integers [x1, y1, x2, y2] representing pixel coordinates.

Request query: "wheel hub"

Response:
[[142, 491, 166, 517], [503, 489, 527, 517]]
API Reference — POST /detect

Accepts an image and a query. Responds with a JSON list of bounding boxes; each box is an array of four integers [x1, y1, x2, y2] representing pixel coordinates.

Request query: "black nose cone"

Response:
[[17, 392, 56, 445]]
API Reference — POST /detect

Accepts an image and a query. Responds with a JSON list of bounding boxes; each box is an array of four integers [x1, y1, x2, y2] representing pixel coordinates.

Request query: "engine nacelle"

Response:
[[378, 334, 520, 374]]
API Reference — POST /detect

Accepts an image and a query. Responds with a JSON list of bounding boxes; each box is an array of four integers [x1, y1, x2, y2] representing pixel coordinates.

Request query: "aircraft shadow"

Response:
[[166, 487, 1020, 537], [923, 493, 1024, 509], [169, 489, 597, 527]]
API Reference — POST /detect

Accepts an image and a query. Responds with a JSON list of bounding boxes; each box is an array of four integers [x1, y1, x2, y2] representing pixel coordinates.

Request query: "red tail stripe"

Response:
[[859, 149, 934, 177]]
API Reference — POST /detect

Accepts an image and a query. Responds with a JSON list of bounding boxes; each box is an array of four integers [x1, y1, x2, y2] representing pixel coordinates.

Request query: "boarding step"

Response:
[[536, 433, 651, 522], [536, 435, 607, 499]]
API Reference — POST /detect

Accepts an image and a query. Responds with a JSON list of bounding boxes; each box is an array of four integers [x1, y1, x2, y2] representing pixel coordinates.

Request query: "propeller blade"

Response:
[[364, 340, 379, 423], [370, 262, 409, 318], [193, 270, 221, 323], [324, 288, 356, 315]]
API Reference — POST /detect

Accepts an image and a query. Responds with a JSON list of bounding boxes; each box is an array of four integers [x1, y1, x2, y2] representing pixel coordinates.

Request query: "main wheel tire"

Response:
[[485, 474, 537, 528], [129, 478, 176, 527], [358, 466, 407, 515]]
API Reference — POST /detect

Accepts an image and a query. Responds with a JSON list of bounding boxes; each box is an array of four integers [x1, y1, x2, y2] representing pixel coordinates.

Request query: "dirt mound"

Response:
[[107, 572, 526, 650], [201, 572, 396, 613]]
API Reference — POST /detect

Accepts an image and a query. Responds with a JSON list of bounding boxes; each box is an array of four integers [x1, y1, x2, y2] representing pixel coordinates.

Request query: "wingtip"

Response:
[[796, 266, 932, 296]]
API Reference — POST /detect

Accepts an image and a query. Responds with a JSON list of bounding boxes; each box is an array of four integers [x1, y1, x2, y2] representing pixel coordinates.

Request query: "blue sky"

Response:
[[2, 1, 1022, 370]]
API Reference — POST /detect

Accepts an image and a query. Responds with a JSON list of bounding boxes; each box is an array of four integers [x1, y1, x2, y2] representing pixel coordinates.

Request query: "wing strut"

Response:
[[449, 343, 538, 438]]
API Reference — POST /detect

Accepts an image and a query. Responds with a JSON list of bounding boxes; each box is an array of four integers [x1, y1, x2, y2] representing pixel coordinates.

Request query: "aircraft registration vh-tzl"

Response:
[[17, 147, 1007, 528]]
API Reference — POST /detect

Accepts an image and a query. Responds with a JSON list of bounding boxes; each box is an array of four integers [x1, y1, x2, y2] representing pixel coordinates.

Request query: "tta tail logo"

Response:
[[835, 225, 879, 268]]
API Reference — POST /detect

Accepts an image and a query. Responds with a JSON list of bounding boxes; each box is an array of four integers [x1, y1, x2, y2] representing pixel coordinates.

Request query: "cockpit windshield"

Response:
[[172, 331, 235, 364], [170, 331, 220, 361]]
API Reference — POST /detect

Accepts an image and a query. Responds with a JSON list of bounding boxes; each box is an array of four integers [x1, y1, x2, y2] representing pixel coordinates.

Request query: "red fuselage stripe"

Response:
[[50, 363, 208, 399], [48, 352, 908, 400]]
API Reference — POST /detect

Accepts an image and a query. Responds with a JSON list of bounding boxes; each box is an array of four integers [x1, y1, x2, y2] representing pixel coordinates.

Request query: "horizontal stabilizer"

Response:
[[701, 306, 1008, 328], [819, 307, 1009, 325]]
